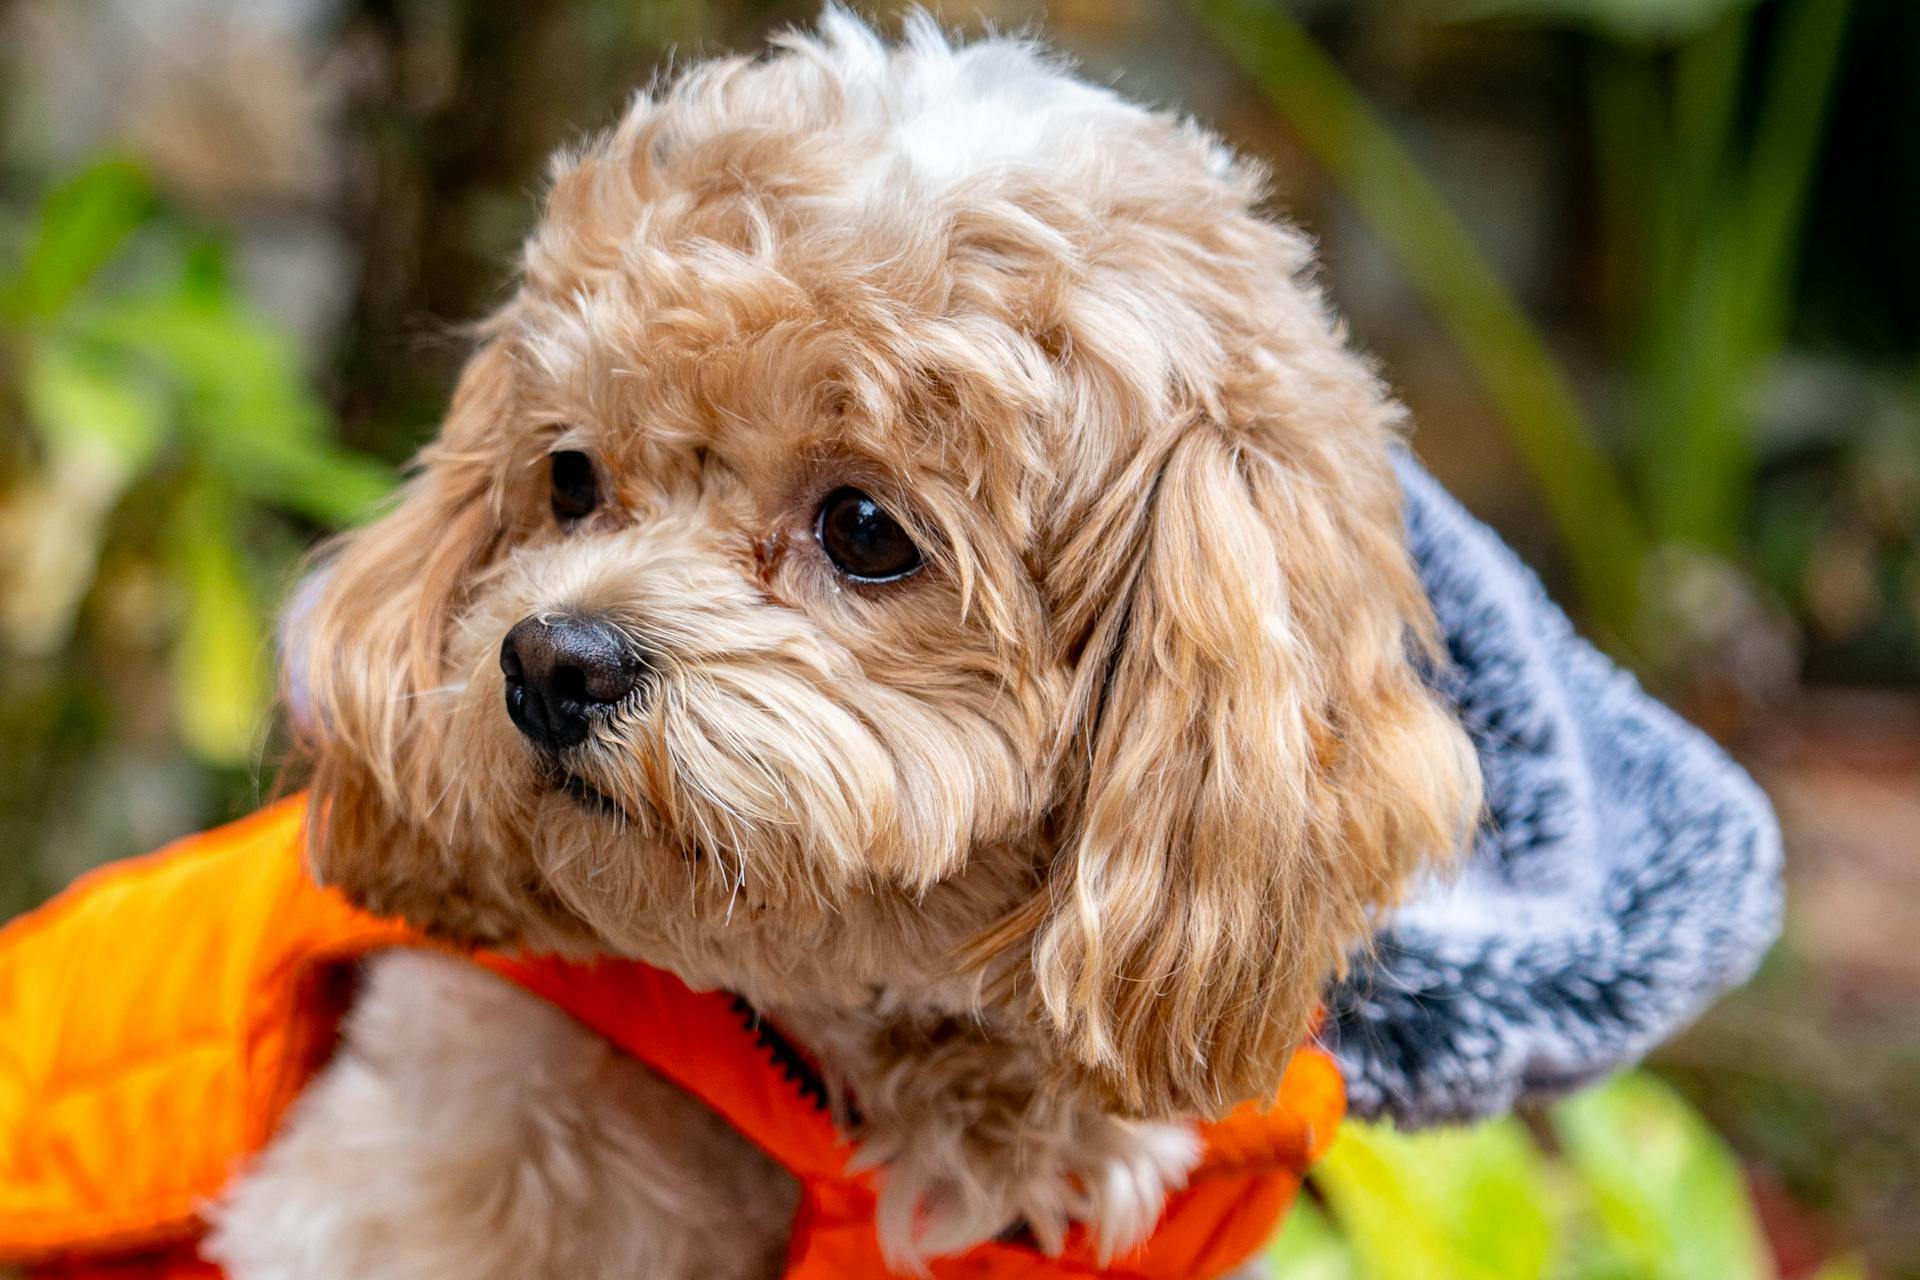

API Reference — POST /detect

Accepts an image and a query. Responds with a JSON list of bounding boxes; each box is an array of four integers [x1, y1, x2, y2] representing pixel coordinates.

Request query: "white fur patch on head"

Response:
[[794, 6, 1137, 200]]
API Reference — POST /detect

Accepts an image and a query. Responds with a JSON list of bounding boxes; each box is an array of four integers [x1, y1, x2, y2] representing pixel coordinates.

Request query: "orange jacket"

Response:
[[0, 797, 1343, 1280]]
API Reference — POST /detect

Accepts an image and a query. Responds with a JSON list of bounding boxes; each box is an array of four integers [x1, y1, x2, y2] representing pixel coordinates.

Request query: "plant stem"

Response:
[[1186, 0, 1648, 643], [1644, 0, 1854, 550]]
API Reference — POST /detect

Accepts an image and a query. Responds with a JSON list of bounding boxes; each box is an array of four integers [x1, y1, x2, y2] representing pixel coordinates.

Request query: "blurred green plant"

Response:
[[1585, 0, 1851, 553], [0, 158, 390, 760], [0, 158, 392, 911], [1270, 1071, 1863, 1280], [1189, 0, 1853, 674]]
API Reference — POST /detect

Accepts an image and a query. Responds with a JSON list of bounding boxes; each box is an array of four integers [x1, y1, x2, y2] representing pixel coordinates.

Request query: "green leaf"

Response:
[[1553, 1074, 1775, 1280], [167, 479, 271, 765], [21, 337, 169, 475], [1265, 1198, 1359, 1280], [214, 435, 395, 527], [71, 283, 393, 524], [4, 158, 151, 321], [77, 284, 328, 441], [1639, 0, 1855, 552], [1310, 1117, 1558, 1280]]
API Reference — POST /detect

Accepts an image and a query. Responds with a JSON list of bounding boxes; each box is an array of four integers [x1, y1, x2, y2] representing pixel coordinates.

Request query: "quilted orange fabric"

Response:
[[0, 796, 1342, 1279]]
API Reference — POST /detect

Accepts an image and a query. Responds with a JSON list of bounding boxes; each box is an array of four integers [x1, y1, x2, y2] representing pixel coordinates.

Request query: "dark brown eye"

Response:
[[550, 450, 598, 522], [816, 487, 923, 582]]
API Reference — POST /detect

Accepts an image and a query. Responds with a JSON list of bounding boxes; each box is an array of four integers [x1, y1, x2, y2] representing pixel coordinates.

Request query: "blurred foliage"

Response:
[[1192, 0, 1871, 686], [1451, 0, 1761, 43], [0, 157, 391, 914], [1270, 1073, 1866, 1280]]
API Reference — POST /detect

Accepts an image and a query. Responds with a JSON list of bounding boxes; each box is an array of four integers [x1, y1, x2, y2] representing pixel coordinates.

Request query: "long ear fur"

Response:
[[291, 340, 529, 939], [1032, 391, 1480, 1119]]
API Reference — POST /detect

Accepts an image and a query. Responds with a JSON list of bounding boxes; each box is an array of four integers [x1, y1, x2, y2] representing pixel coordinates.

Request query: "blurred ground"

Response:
[[1664, 692, 1920, 1274]]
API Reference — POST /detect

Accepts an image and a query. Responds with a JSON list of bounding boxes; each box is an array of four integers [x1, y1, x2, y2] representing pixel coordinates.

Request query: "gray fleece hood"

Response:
[[1325, 453, 1783, 1128]]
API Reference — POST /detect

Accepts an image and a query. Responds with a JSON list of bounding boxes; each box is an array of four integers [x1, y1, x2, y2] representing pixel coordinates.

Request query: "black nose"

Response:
[[500, 614, 643, 750]]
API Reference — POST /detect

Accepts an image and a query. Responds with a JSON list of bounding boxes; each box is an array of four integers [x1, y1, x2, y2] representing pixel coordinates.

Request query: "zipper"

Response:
[[727, 994, 840, 1116]]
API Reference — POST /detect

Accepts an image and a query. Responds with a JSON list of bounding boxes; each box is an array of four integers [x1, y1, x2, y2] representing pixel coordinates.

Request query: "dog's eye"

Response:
[[816, 487, 923, 582], [550, 451, 598, 522]]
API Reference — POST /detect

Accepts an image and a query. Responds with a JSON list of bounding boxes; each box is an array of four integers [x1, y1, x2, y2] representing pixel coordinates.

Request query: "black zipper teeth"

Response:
[[728, 996, 1040, 1250], [728, 995, 837, 1116]]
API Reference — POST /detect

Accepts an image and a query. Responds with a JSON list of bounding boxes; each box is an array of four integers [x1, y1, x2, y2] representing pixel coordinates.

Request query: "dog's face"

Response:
[[292, 14, 1477, 1118]]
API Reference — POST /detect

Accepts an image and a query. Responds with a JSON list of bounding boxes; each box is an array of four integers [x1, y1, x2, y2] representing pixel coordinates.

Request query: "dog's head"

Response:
[[291, 11, 1478, 1118]]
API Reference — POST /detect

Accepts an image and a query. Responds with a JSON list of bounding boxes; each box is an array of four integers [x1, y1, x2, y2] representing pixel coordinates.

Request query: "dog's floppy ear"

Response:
[[289, 339, 519, 935], [1030, 393, 1479, 1119]]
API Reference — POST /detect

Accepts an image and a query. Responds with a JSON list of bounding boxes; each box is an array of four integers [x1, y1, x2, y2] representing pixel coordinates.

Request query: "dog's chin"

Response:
[[526, 768, 657, 858], [515, 767, 727, 950], [557, 771, 637, 823]]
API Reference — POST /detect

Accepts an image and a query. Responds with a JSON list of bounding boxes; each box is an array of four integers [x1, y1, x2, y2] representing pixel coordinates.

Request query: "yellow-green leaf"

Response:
[[22, 337, 168, 474], [75, 286, 392, 524], [1553, 1073, 1774, 1280], [1311, 1117, 1557, 1280], [1266, 1198, 1360, 1280], [0, 340, 171, 652], [168, 481, 270, 765]]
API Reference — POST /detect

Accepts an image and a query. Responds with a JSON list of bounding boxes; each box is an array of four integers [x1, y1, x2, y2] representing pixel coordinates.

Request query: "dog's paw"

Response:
[[1056, 1118, 1205, 1263], [861, 1110, 1202, 1269]]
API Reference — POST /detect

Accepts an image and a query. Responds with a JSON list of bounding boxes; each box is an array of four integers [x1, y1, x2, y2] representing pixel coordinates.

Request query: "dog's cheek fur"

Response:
[[293, 341, 584, 946]]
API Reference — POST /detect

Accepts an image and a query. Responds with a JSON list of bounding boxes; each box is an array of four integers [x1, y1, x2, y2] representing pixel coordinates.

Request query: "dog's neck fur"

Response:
[[618, 846, 1199, 1262], [757, 986, 1201, 1262]]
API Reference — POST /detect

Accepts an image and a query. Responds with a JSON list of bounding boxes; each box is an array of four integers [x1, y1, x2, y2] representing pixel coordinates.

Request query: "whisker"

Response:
[[391, 683, 469, 704]]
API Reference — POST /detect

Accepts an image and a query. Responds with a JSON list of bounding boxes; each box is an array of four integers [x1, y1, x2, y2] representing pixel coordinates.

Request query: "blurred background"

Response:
[[0, 0, 1913, 1276]]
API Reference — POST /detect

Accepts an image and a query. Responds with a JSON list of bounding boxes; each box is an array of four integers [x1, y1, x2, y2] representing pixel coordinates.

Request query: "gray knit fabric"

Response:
[[1323, 453, 1784, 1129]]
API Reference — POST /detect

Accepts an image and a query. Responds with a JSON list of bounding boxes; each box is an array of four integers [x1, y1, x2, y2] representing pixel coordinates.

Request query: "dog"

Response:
[[205, 10, 1480, 1277]]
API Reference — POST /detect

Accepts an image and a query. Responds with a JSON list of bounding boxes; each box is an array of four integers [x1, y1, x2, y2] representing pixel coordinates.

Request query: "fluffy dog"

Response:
[[208, 10, 1480, 1277]]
